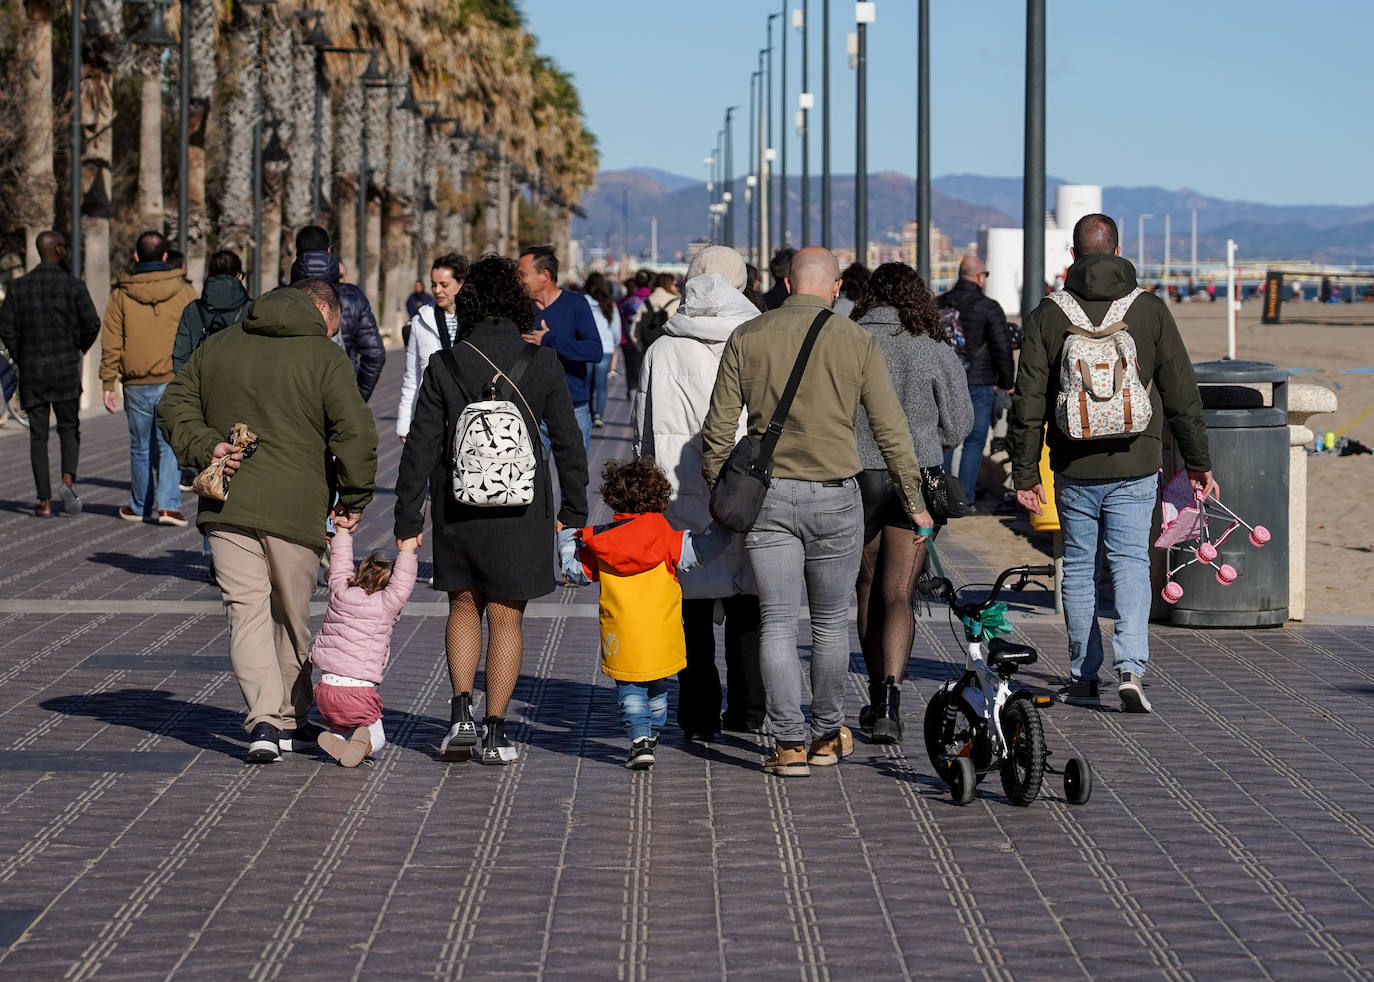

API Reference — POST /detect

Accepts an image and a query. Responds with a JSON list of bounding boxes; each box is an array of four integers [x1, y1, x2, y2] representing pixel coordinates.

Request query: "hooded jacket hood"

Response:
[[662, 273, 761, 344], [1065, 253, 1138, 302], [116, 267, 193, 307], [578, 513, 681, 578], [201, 274, 251, 318], [289, 249, 342, 284], [243, 286, 328, 339]]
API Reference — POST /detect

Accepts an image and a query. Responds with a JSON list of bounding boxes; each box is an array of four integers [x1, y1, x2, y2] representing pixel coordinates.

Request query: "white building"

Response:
[[978, 184, 1101, 316]]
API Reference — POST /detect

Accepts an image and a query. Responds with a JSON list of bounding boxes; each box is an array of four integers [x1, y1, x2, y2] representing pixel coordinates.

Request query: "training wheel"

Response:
[[1161, 581, 1184, 604], [1249, 525, 1271, 547], [1063, 757, 1093, 805], [1195, 542, 1218, 563], [1215, 564, 1237, 585], [948, 757, 976, 806]]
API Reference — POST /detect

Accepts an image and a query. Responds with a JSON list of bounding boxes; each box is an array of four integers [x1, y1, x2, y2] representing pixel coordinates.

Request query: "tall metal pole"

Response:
[[766, 14, 778, 251], [800, 2, 810, 245], [357, 91, 367, 295], [916, 0, 931, 284], [178, 0, 190, 260], [748, 71, 757, 261], [1137, 213, 1152, 279], [821, 0, 831, 249], [758, 50, 768, 276], [621, 189, 629, 271], [1163, 213, 1171, 291], [312, 47, 324, 222], [724, 106, 736, 247], [855, 7, 869, 264], [1191, 207, 1198, 289], [70, 0, 82, 278], [1020, 0, 1045, 319], [779, 0, 788, 249]]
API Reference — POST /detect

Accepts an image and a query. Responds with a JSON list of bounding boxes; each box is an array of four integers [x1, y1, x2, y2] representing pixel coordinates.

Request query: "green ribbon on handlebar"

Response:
[[962, 602, 1011, 642]]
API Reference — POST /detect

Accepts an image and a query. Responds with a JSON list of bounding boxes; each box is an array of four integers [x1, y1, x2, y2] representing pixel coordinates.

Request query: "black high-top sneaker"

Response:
[[439, 693, 478, 761], [871, 677, 903, 744], [858, 678, 885, 735], [479, 716, 518, 765]]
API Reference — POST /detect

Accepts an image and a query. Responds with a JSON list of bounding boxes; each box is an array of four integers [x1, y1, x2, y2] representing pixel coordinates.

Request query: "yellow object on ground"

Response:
[[1028, 439, 1059, 533]]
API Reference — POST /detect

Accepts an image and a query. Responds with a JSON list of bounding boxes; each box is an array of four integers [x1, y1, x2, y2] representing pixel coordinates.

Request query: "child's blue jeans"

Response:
[[617, 679, 668, 742]]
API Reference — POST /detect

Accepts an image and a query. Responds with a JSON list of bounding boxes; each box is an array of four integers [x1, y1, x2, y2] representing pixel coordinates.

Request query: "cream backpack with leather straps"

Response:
[[1050, 287, 1150, 440]]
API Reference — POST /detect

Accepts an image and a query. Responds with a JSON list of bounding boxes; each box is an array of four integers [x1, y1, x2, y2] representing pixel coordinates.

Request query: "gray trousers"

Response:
[[207, 524, 321, 733], [745, 477, 863, 744]]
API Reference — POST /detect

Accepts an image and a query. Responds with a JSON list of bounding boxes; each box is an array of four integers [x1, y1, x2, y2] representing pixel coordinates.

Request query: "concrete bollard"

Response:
[[1286, 383, 1338, 621]]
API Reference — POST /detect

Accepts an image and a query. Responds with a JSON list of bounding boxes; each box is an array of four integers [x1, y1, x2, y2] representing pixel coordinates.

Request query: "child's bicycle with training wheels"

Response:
[[921, 562, 1093, 807]]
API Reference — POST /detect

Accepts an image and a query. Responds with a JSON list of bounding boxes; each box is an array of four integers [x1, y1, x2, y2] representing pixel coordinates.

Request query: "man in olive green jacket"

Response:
[[701, 247, 933, 778], [1010, 214, 1215, 714], [159, 281, 378, 762]]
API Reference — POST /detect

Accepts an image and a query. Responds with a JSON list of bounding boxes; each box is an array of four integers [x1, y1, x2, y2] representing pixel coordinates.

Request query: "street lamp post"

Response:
[[855, 2, 874, 265], [130, 0, 182, 254], [821, 0, 831, 249], [359, 64, 408, 298], [69, 0, 82, 278], [766, 13, 779, 249], [748, 70, 758, 260], [724, 105, 737, 247], [318, 45, 375, 228], [415, 99, 440, 281], [1138, 213, 1154, 280], [1021, 0, 1046, 318], [916, 0, 930, 284], [757, 50, 766, 264], [779, 0, 788, 249], [797, 3, 810, 245]]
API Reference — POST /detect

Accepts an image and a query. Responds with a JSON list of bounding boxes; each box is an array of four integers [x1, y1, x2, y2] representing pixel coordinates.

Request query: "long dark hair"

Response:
[[584, 271, 614, 320], [455, 254, 535, 335], [852, 262, 944, 341]]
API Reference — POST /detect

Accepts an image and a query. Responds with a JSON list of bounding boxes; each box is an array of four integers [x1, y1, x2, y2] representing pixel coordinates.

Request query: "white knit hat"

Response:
[[686, 246, 747, 290]]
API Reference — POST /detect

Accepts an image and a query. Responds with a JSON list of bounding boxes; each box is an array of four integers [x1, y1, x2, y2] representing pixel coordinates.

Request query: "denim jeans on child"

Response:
[[1055, 473, 1157, 682], [123, 382, 181, 516], [617, 679, 668, 742], [745, 477, 863, 745]]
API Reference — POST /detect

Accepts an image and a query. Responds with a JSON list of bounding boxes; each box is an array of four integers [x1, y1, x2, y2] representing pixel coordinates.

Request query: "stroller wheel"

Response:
[[1215, 564, 1237, 585], [1161, 581, 1184, 604], [1249, 525, 1271, 547], [1063, 756, 1092, 805], [949, 756, 976, 806]]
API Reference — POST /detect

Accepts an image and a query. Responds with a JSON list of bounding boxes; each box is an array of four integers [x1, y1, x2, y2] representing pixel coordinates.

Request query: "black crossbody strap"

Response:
[[754, 308, 832, 473], [438, 348, 471, 404]]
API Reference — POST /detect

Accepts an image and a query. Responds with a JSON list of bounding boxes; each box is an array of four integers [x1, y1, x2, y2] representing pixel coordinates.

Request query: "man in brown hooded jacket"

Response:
[[99, 231, 198, 526]]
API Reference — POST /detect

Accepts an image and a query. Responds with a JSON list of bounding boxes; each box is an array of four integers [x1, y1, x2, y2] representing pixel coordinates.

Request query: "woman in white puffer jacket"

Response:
[[633, 246, 764, 739], [396, 254, 466, 440]]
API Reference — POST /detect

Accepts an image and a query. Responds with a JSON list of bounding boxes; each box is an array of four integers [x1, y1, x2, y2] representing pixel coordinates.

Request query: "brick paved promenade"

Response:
[[2, 355, 1373, 980]]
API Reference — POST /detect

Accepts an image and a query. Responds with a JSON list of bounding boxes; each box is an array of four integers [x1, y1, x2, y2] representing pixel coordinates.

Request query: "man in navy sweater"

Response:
[[518, 246, 601, 451]]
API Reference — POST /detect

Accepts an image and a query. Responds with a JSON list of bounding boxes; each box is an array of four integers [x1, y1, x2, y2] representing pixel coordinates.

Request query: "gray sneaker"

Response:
[[1119, 673, 1152, 713]]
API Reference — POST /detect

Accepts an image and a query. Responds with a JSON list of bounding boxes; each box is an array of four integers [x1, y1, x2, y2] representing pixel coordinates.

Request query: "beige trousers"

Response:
[[207, 524, 321, 733]]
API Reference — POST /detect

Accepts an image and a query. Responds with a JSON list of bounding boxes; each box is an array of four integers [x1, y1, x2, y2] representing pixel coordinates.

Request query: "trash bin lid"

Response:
[[1192, 360, 1287, 385], [1192, 360, 1288, 423]]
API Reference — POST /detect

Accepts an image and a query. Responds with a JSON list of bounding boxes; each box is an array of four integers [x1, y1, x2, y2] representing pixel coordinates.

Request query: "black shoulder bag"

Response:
[[709, 308, 832, 533]]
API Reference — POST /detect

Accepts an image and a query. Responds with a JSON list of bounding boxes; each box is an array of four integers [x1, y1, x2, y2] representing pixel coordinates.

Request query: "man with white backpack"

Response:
[[1010, 213, 1217, 714]]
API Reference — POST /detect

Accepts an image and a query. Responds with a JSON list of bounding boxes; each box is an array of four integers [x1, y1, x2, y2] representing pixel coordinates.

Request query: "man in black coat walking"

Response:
[[0, 230, 101, 517], [288, 225, 385, 402], [938, 256, 1015, 507]]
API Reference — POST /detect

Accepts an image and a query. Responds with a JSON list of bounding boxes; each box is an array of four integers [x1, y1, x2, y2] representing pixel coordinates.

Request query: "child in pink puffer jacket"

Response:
[[311, 528, 419, 766]]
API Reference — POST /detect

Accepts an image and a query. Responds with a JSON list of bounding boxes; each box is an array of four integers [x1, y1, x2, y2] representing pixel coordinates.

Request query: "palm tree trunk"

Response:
[[277, 27, 313, 280], [20, 1, 56, 270], [261, 153, 286, 289], [362, 86, 384, 304], [333, 82, 361, 274], [79, 0, 120, 410], [553, 209, 572, 269], [497, 156, 511, 257], [136, 50, 165, 234], [186, 0, 217, 286], [217, 7, 258, 260], [481, 152, 500, 255]]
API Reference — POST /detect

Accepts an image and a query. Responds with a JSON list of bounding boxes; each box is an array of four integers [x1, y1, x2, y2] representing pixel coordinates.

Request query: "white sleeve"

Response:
[[396, 314, 423, 437]]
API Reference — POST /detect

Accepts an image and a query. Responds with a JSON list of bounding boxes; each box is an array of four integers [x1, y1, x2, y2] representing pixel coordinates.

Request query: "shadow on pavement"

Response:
[[40, 688, 246, 758], [88, 549, 211, 581]]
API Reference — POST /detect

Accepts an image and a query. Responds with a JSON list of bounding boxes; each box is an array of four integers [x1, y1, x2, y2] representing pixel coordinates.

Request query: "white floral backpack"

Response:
[[1050, 287, 1151, 440], [439, 342, 539, 507]]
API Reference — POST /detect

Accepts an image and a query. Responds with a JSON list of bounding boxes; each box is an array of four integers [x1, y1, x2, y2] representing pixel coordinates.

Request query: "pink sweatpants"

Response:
[[315, 681, 384, 731]]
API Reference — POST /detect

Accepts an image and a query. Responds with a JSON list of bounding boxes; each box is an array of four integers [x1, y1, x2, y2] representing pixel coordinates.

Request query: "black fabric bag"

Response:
[[709, 309, 831, 533], [921, 465, 967, 522]]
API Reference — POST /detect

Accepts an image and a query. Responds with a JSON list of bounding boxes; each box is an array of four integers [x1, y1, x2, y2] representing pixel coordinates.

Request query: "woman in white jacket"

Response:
[[633, 246, 763, 738], [396, 254, 466, 440]]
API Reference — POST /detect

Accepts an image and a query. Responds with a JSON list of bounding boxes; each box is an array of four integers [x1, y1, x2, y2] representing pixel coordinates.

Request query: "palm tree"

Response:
[[19, 0, 56, 270], [216, 3, 258, 263], [186, 0, 219, 285], [79, 0, 121, 312], [135, 44, 165, 234]]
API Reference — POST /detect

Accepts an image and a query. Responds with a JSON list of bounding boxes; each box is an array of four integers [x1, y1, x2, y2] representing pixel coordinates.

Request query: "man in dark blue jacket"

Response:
[[289, 226, 385, 402], [938, 256, 1014, 508], [518, 245, 601, 451]]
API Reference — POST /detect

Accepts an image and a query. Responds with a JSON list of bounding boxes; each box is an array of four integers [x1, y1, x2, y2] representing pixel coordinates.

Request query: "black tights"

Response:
[[445, 590, 526, 718], [855, 525, 930, 686]]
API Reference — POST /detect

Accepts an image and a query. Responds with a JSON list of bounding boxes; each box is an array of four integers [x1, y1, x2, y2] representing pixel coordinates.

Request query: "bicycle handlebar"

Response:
[[932, 563, 1055, 619]]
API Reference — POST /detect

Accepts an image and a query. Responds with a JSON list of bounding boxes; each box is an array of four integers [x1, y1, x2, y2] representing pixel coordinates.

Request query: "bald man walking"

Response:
[[938, 256, 1014, 508], [703, 247, 934, 778], [0, 231, 101, 517]]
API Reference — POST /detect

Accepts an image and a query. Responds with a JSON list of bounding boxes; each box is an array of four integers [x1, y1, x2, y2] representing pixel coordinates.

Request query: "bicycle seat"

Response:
[[987, 637, 1038, 672]]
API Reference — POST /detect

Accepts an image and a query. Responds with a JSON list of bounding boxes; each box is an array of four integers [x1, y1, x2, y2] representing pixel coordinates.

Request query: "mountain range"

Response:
[[572, 169, 1374, 265]]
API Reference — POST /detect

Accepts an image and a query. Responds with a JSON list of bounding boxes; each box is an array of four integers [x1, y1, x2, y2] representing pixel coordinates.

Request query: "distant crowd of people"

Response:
[[0, 210, 1214, 774]]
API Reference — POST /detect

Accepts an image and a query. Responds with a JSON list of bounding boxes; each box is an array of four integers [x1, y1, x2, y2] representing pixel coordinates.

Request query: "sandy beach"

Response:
[[976, 298, 1374, 616]]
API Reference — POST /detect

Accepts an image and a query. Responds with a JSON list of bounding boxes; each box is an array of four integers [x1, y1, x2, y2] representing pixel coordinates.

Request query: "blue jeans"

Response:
[[124, 383, 181, 516], [587, 353, 614, 420], [745, 477, 863, 744], [617, 679, 668, 742], [540, 402, 593, 459], [1056, 473, 1157, 681], [949, 384, 996, 503]]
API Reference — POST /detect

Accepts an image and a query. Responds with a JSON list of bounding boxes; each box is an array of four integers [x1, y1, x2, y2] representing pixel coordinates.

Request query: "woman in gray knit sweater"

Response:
[[852, 263, 973, 743]]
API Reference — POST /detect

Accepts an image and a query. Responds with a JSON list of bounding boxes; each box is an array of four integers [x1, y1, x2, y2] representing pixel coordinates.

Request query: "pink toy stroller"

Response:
[[1155, 469, 1270, 604]]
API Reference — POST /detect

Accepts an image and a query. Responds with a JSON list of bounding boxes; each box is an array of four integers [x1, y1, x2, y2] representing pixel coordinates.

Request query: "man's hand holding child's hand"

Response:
[[397, 535, 422, 552]]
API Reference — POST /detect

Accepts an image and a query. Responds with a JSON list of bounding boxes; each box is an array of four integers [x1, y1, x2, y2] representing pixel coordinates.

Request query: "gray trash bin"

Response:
[[1169, 360, 1289, 627]]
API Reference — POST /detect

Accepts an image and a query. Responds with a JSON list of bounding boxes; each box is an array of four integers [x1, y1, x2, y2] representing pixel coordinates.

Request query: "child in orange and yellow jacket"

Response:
[[559, 456, 732, 769]]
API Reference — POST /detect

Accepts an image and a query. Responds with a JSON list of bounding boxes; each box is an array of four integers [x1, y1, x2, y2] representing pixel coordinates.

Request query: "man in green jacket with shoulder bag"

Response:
[[159, 280, 378, 763], [1010, 214, 1216, 714]]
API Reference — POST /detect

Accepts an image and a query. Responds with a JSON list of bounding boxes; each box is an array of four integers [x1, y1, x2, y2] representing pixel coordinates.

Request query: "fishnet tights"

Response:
[[445, 590, 527, 718], [856, 526, 930, 684]]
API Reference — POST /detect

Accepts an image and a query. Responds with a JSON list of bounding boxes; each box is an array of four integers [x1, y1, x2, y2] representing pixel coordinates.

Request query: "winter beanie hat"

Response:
[[686, 246, 747, 291]]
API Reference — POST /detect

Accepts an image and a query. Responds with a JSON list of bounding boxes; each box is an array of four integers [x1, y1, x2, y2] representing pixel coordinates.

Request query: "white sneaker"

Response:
[[1119, 673, 1152, 713]]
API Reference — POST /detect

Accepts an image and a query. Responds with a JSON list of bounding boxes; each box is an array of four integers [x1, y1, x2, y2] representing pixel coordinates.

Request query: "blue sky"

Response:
[[520, 0, 1369, 206]]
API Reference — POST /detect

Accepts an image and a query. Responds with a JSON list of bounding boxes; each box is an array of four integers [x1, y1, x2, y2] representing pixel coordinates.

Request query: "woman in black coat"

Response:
[[395, 254, 588, 765]]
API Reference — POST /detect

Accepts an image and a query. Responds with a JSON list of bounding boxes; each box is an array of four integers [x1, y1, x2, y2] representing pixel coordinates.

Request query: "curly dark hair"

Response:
[[600, 456, 673, 515], [851, 262, 944, 341], [839, 262, 871, 302], [455, 254, 535, 334]]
